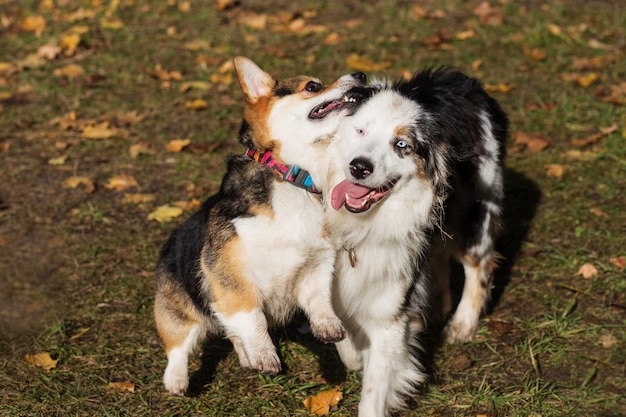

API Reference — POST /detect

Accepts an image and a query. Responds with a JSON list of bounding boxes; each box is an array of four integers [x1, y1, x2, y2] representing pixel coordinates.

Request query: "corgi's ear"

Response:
[[234, 56, 275, 103]]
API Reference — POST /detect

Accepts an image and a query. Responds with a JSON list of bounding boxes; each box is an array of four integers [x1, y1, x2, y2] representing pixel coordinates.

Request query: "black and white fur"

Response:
[[326, 69, 507, 416]]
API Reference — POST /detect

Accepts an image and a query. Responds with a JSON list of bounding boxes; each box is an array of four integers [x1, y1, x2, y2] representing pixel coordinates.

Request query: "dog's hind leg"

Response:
[[154, 278, 208, 395]]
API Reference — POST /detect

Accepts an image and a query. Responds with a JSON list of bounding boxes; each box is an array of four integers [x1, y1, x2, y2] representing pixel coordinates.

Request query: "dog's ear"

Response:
[[234, 56, 275, 103]]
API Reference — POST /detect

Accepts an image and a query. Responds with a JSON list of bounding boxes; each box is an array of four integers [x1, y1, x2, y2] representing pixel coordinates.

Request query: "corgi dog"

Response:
[[327, 69, 507, 416], [154, 56, 366, 395]]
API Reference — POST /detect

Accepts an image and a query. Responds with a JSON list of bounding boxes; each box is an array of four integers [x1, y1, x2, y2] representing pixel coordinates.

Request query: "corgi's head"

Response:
[[234, 56, 366, 168]]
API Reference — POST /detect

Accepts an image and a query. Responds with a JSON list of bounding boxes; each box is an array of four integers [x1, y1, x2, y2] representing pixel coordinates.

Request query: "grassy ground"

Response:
[[1, 0, 625, 416]]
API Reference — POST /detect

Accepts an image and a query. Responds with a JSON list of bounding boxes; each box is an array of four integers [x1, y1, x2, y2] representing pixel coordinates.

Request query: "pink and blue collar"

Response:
[[245, 148, 320, 194]]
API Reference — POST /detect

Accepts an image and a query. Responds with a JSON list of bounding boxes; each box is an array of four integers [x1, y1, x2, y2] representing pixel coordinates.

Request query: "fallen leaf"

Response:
[[63, 176, 95, 192], [145, 64, 183, 81], [545, 164, 564, 178], [610, 256, 625, 269], [562, 149, 599, 161], [100, 18, 124, 30], [185, 99, 208, 110], [455, 29, 476, 40], [576, 263, 598, 279], [37, 44, 61, 60], [209, 72, 233, 84], [69, 327, 91, 341], [105, 174, 138, 191], [560, 72, 600, 88], [108, 381, 135, 392], [589, 207, 609, 219], [484, 83, 515, 94], [473, 1, 504, 26], [48, 155, 68, 166], [122, 193, 156, 204], [215, 0, 238, 11], [598, 334, 617, 349], [449, 353, 472, 371], [513, 132, 549, 153], [166, 138, 191, 152], [322, 32, 342, 45], [60, 33, 81, 56], [525, 47, 547, 61], [172, 198, 200, 211], [148, 205, 184, 223], [129, 142, 153, 158], [25, 353, 58, 371], [303, 386, 343, 416], [179, 81, 212, 93], [182, 39, 211, 51], [19, 15, 46, 35], [81, 122, 120, 139], [345, 54, 391, 72], [239, 12, 268, 30], [53, 64, 85, 78]]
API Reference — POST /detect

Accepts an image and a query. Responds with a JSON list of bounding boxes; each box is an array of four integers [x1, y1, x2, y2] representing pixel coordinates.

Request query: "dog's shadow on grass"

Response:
[[186, 338, 233, 397], [490, 168, 542, 310]]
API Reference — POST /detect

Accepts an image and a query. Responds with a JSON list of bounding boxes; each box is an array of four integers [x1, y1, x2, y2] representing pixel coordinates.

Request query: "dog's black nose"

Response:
[[349, 158, 374, 179], [352, 72, 366, 84]]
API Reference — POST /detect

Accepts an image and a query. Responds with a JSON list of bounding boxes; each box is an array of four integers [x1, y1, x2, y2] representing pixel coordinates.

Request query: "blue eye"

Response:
[[396, 139, 408, 149]]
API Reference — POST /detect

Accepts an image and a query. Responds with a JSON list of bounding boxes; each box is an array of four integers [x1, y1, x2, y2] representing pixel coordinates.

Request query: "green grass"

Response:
[[1, 0, 625, 416]]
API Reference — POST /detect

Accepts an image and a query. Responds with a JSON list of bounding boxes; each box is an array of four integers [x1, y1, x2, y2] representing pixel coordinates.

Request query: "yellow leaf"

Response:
[[239, 12, 268, 30], [100, 18, 124, 29], [455, 29, 476, 40], [129, 142, 152, 158], [60, 33, 81, 55], [48, 155, 68, 166], [345, 54, 392, 72], [185, 99, 208, 110], [19, 16, 46, 35], [209, 72, 233, 84], [484, 83, 515, 94], [53, 64, 85, 78], [547, 23, 562, 36], [81, 122, 119, 139], [172, 198, 200, 211], [576, 263, 598, 279], [148, 205, 184, 223], [179, 81, 212, 93], [63, 176, 95, 192], [25, 353, 58, 371], [303, 386, 343, 416], [166, 138, 191, 152], [105, 174, 138, 191], [182, 39, 211, 51], [122, 193, 156, 204], [108, 381, 135, 392], [322, 32, 341, 45]]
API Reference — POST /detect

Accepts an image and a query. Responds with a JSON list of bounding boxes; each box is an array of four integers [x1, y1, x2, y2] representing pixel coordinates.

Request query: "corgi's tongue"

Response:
[[331, 180, 377, 213]]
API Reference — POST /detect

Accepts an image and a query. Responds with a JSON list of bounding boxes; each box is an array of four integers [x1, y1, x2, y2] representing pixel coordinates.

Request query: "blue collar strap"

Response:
[[245, 148, 321, 194]]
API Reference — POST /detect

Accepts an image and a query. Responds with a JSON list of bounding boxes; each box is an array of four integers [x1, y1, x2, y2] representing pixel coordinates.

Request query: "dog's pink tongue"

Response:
[[331, 180, 372, 210]]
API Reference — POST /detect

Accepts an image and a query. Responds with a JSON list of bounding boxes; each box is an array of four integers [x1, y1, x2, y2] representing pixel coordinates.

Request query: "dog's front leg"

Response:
[[358, 319, 425, 417]]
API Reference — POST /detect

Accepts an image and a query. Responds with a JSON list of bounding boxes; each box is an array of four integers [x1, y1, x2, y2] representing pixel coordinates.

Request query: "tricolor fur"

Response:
[[153, 57, 365, 395], [327, 68, 507, 416]]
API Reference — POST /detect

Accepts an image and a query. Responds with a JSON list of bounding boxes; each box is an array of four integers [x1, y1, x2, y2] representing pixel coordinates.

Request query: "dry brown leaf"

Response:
[[346, 54, 391, 72], [38, 44, 61, 60], [525, 47, 547, 62], [576, 263, 598, 279], [145, 64, 183, 81], [239, 12, 267, 30], [166, 138, 191, 152], [598, 334, 618, 349], [562, 149, 599, 161], [473, 2, 504, 26], [19, 15, 46, 35], [322, 32, 342, 46], [148, 205, 184, 223], [589, 207, 609, 219], [185, 99, 208, 110], [209, 73, 233, 84], [179, 81, 212, 93], [449, 354, 472, 371], [100, 18, 124, 30], [610, 256, 625, 269], [455, 29, 476, 40], [303, 386, 343, 416], [513, 132, 550, 153], [215, 0, 238, 11], [601, 82, 626, 105], [108, 381, 135, 392], [53, 64, 85, 78], [545, 164, 564, 178], [25, 353, 58, 371], [105, 174, 138, 191], [182, 39, 211, 51], [172, 198, 201, 211], [561, 72, 600, 88], [66, 7, 96, 22], [48, 155, 68, 166], [63, 176, 95, 192]]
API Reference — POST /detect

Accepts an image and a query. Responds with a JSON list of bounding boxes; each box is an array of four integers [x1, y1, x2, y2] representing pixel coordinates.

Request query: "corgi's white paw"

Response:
[[163, 365, 188, 396], [310, 315, 346, 343]]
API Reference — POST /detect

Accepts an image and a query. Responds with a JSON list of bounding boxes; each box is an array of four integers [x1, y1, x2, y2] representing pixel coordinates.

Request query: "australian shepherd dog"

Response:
[[327, 69, 507, 416], [153, 57, 365, 395]]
